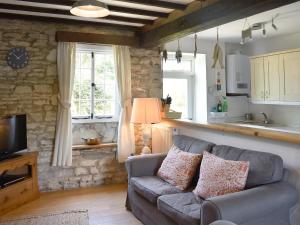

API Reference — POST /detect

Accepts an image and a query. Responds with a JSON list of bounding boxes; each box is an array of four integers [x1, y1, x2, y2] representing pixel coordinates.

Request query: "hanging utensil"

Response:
[[194, 33, 198, 58], [162, 49, 168, 62], [212, 27, 224, 69], [175, 39, 182, 63]]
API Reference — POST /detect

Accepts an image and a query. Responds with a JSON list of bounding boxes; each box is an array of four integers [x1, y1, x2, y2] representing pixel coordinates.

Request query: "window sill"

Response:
[[72, 143, 117, 150], [72, 118, 119, 124]]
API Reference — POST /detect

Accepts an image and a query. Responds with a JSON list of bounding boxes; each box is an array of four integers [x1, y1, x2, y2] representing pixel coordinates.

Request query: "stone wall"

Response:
[[0, 19, 162, 191], [130, 48, 162, 154]]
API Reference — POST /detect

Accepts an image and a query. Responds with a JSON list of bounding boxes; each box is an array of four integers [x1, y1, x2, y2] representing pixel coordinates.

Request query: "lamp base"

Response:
[[141, 146, 151, 154]]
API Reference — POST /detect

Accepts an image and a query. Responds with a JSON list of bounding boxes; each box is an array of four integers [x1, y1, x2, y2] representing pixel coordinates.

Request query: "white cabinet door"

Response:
[[280, 51, 300, 102], [251, 57, 265, 101], [264, 55, 280, 101]]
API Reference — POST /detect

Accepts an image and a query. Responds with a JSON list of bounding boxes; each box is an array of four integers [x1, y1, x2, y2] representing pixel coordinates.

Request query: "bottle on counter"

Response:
[[222, 96, 228, 112], [217, 100, 222, 112]]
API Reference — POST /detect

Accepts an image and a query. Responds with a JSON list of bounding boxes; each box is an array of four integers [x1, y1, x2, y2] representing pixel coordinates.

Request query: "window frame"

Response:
[[72, 44, 119, 122], [162, 53, 195, 120]]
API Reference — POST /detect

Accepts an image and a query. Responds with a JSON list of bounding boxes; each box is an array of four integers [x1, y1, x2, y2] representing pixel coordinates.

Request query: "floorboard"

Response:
[[1, 183, 142, 225]]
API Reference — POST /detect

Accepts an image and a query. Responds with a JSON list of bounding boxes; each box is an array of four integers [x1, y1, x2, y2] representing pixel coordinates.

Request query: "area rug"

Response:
[[0, 210, 90, 225]]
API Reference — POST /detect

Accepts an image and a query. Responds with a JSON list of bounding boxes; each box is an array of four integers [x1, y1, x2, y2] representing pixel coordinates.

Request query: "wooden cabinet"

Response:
[[279, 51, 300, 102], [250, 49, 300, 104], [0, 152, 39, 216], [264, 55, 280, 101], [251, 57, 265, 101]]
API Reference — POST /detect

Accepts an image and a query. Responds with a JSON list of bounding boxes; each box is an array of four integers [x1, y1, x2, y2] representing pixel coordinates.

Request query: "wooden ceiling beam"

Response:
[[0, 12, 139, 31], [56, 31, 140, 47], [108, 6, 169, 18], [18, 0, 171, 18], [0, 3, 154, 25], [114, 0, 187, 10], [141, 0, 300, 47]]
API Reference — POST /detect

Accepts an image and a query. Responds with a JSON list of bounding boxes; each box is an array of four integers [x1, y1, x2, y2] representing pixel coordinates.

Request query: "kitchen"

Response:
[[162, 1, 300, 141]]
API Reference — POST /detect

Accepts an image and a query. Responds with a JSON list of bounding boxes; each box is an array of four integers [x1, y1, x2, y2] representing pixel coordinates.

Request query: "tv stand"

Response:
[[0, 152, 39, 216]]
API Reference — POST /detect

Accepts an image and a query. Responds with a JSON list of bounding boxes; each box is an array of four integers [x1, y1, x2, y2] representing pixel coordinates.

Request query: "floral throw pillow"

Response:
[[157, 145, 202, 190], [193, 151, 250, 199]]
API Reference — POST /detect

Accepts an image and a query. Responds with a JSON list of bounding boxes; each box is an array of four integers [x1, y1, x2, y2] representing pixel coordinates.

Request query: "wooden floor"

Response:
[[1, 184, 142, 225]]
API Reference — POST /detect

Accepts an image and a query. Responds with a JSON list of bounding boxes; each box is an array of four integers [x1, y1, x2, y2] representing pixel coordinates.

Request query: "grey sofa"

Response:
[[125, 135, 298, 225]]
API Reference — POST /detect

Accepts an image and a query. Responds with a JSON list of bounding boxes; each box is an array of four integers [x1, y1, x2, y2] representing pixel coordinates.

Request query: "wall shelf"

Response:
[[72, 143, 117, 150]]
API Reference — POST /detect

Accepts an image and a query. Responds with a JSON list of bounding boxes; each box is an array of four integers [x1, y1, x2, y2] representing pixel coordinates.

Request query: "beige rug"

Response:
[[0, 210, 90, 225]]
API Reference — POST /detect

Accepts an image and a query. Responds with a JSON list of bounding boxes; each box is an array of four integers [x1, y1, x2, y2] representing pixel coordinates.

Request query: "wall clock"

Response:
[[7, 47, 29, 69]]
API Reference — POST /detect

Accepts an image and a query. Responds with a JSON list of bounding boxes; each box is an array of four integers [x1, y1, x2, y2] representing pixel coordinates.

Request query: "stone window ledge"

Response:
[[72, 143, 117, 150], [72, 118, 119, 124]]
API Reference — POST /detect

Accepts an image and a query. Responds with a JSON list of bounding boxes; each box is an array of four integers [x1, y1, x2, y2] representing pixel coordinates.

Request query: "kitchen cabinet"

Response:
[[279, 51, 300, 102], [264, 55, 280, 101], [250, 57, 265, 101], [250, 49, 300, 104]]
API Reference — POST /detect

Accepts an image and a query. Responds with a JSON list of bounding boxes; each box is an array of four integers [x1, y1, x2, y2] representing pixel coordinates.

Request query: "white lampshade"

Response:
[[131, 98, 161, 124], [70, 0, 110, 18]]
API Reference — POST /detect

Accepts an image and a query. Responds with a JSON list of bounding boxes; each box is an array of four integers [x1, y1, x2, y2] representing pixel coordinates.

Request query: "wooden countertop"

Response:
[[163, 119, 300, 145]]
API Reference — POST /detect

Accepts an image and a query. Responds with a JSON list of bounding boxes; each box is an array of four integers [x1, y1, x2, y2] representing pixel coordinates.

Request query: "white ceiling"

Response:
[[192, 1, 300, 43]]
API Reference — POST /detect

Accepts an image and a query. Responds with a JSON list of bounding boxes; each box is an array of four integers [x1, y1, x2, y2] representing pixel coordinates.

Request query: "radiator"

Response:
[[151, 124, 173, 154]]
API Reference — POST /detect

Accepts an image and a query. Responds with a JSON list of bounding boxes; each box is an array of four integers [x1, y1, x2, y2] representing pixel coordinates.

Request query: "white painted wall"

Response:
[[162, 120, 300, 225], [225, 32, 300, 127], [165, 37, 226, 121]]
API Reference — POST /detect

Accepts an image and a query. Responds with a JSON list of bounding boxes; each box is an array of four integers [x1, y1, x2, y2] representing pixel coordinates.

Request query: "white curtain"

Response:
[[114, 46, 135, 162], [52, 42, 76, 167]]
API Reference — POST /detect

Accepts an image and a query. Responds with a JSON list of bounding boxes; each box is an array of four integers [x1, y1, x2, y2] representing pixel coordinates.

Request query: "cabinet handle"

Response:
[[261, 91, 264, 99]]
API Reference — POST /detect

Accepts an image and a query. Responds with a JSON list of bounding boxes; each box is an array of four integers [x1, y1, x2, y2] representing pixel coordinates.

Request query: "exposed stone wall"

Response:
[[130, 48, 162, 154], [0, 19, 162, 191]]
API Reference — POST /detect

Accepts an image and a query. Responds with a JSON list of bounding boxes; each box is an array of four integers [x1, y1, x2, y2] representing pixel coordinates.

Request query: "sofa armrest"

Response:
[[201, 181, 298, 225], [125, 153, 167, 181]]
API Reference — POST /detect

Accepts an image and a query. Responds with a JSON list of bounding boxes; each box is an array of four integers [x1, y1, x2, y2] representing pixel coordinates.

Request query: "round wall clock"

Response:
[[7, 47, 29, 69]]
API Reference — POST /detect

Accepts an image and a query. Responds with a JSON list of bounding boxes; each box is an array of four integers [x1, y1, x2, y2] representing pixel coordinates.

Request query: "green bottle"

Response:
[[222, 96, 228, 112]]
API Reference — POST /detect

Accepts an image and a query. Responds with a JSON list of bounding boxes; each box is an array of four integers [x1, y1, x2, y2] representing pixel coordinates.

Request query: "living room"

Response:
[[0, 1, 299, 225]]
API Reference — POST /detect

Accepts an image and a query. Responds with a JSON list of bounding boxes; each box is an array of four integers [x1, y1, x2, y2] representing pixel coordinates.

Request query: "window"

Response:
[[72, 44, 117, 120], [163, 53, 195, 119]]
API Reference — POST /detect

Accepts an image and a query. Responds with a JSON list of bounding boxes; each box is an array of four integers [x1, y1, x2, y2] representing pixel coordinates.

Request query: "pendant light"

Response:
[[70, 0, 110, 18]]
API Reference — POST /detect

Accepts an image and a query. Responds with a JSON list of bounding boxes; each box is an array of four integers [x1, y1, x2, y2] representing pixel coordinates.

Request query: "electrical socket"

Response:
[[172, 128, 180, 135]]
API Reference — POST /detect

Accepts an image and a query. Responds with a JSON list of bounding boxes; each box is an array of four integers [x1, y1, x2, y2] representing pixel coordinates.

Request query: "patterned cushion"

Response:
[[157, 145, 202, 190], [193, 151, 250, 199]]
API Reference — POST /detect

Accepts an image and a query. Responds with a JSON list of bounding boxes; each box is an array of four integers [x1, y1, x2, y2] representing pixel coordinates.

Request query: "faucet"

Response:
[[260, 112, 270, 124]]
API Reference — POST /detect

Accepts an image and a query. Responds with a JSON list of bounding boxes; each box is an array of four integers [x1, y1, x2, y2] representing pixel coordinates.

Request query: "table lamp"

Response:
[[130, 98, 161, 154]]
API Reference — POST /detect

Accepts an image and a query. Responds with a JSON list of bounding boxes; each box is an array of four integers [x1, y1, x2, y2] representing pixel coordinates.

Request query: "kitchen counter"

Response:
[[163, 119, 300, 145]]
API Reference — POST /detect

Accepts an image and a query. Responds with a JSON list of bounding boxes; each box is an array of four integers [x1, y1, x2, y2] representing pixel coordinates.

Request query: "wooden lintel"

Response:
[[141, 0, 299, 47], [56, 31, 140, 47]]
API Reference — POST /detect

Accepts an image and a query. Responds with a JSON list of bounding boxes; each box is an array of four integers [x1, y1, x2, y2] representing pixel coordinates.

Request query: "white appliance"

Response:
[[226, 54, 251, 95]]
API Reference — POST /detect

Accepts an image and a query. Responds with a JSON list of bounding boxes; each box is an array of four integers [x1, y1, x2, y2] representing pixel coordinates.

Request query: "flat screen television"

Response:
[[0, 114, 27, 160]]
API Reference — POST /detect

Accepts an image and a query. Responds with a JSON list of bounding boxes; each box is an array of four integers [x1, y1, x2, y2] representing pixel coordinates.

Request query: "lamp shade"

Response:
[[131, 98, 161, 124], [70, 0, 110, 18]]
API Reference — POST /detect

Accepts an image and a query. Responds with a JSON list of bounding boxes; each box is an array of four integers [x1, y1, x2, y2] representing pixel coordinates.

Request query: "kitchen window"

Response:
[[71, 44, 118, 120], [163, 53, 195, 119]]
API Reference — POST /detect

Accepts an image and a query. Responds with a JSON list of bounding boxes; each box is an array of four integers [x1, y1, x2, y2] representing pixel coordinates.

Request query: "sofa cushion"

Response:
[[173, 135, 215, 154], [157, 145, 202, 190], [131, 176, 182, 204], [173, 135, 215, 187], [158, 192, 203, 225], [193, 151, 249, 199], [212, 145, 283, 188]]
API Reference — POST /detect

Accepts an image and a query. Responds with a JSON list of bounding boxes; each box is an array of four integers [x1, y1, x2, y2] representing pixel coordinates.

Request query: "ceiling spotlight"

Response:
[[272, 18, 278, 31], [70, 0, 110, 18]]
